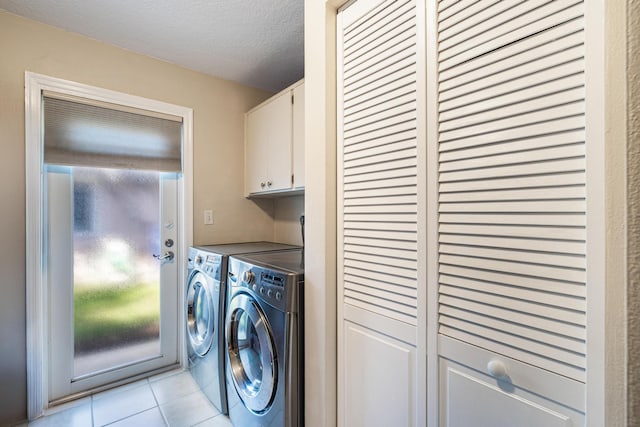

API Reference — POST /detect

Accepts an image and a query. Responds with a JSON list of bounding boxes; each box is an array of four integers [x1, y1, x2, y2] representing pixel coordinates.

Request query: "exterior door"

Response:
[[47, 166, 179, 401]]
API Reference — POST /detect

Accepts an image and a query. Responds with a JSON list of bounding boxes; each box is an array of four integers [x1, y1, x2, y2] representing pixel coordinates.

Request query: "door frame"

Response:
[[25, 71, 194, 419]]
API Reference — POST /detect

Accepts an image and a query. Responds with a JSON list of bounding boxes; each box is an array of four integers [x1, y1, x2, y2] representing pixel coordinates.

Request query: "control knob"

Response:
[[243, 270, 255, 284]]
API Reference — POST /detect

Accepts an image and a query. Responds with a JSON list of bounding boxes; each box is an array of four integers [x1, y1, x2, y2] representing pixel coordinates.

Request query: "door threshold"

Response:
[[47, 363, 182, 410]]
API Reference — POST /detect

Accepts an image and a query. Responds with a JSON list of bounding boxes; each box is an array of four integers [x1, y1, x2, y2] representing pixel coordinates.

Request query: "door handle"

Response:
[[153, 251, 174, 261]]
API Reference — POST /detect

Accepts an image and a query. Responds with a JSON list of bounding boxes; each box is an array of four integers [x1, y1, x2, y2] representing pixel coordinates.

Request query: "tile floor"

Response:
[[13, 370, 233, 427]]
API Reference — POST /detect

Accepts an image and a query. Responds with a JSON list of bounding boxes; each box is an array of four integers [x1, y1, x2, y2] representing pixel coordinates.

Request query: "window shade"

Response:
[[43, 92, 183, 172]]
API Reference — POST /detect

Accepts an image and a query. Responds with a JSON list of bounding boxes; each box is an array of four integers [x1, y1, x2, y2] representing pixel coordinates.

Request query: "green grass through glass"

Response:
[[74, 283, 160, 354]]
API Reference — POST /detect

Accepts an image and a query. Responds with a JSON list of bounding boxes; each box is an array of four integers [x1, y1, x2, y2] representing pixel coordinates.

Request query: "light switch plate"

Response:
[[204, 210, 214, 225]]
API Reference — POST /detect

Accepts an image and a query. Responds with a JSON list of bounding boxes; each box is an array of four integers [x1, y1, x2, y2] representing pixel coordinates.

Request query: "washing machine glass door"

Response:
[[187, 271, 216, 356], [227, 293, 276, 414]]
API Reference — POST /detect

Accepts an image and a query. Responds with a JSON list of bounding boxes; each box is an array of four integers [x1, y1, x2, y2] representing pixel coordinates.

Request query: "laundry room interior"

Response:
[[0, 1, 639, 427]]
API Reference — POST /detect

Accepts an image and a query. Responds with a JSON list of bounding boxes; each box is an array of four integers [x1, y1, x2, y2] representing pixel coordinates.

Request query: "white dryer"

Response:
[[186, 242, 300, 415]]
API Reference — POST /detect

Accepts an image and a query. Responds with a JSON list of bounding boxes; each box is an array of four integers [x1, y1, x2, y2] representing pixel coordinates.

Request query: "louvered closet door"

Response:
[[341, 0, 419, 326], [338, 0, 423, 425], [435, 0, 587, 384]]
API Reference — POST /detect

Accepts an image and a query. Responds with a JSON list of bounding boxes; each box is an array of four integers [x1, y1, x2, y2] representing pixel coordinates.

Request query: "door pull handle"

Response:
[[153, 251, 175, 261]]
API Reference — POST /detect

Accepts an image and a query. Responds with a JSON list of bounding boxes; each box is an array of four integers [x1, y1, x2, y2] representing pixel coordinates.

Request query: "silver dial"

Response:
[[243, 270, 255, 284]]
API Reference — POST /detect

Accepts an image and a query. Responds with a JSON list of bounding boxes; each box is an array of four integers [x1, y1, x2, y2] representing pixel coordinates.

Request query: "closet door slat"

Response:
[[438, 130, 585, 162], [344, 175, 417, 191], [438, 87, 585, 134], [439, 213, 586, 227], [439, 172, 586, 193], [438, 2, 584, 70], [439, 223, 585, 241], [438, 235, 585, 258], [439, 30, 584, 93], [344, 138, 416, 163], [437, 0, 507, 34], [438, 186, 586, 202], [438, 274, 585, 310], [439, 144, 585, 173], [343, 0, 414, 56], [438, 17, 584, 83], [436, 0, 586, 382], [439, 244, 585, 270], [340, 0, 418, 324], [438, 0, 553, 53], [344, 266, 417, 289], [439, 308, 584, 352], [344, 236, 417, 252]]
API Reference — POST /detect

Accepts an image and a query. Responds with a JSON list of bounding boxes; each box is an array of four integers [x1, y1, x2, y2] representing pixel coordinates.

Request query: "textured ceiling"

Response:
[[0, 0, 304, 92]]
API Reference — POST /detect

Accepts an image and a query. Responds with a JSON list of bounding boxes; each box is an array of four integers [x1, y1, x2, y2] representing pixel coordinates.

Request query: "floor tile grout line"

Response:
[[93, 381, 157, 427], [149, 380, 169, 427], [27, 370, 225, 427], [189, 414, 218, 427], [99, 406, 161, 427]]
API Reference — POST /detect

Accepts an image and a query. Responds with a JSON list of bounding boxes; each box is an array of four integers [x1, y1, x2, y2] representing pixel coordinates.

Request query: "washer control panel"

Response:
[[188, 248, 222, 281], [202, 254, 222, 280]]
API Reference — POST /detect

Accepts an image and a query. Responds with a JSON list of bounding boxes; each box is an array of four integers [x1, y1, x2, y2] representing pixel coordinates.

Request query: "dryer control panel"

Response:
[[228, 261, 301, 313]]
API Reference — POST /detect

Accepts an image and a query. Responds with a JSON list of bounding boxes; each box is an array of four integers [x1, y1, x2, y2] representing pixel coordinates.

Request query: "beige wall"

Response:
[[602, 0, 629, 423], [0, 10, 276, 424], [273, 195, 305, 245], [628, 0, 640, 423]]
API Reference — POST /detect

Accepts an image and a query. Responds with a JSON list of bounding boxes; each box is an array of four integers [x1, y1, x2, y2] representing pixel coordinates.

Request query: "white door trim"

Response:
[[25, 71, 193, 419]]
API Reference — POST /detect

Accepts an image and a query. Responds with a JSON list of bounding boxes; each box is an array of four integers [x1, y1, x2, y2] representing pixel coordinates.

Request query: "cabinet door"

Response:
[[292, 83, 305, 189], [245, 102, 269, 194], [245, 90, 292, 195]]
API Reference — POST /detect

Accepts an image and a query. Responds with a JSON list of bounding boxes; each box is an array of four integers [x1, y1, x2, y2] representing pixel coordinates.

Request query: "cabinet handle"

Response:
[[487, 360, 508, 379]]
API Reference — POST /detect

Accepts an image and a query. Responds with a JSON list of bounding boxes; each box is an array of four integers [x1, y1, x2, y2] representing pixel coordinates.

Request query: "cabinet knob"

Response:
[[487, 360, 508, 378], [260, 182, 266, 188], [267, 180, 272, 187]]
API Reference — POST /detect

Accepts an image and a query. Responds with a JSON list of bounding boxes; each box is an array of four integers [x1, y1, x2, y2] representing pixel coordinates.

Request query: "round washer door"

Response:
[[226, 293, 277, 414], [186, 271, 216, 356]]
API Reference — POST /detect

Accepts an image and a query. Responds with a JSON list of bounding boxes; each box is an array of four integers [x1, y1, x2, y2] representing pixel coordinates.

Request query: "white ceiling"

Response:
[[0, 0, 304, 92]]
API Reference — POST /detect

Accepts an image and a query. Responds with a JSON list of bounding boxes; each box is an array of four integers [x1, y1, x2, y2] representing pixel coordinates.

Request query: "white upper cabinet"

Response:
[[244, 80, 304, 196]]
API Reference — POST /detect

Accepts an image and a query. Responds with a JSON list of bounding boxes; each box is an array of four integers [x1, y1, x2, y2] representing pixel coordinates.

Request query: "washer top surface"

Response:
[[234, 248, 304, 276], [194, 241, 300, 256]]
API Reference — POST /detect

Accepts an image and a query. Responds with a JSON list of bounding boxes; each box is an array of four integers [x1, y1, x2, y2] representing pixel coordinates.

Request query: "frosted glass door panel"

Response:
[[71, 167, 161, 377]]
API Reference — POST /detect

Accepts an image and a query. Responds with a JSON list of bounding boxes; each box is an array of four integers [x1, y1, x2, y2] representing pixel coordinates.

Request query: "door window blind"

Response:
[[43, 92, 183, 172]]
